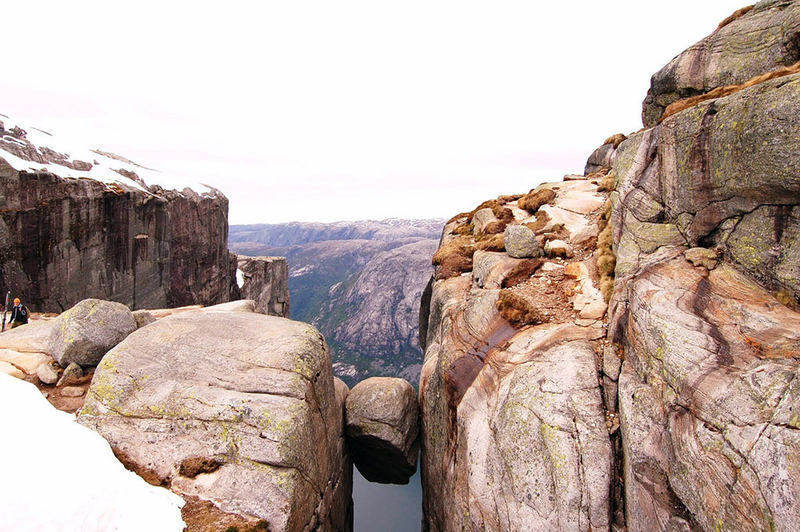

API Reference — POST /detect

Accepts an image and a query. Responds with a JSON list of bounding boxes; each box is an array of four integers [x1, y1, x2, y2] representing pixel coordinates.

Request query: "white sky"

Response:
[[1, 1, 748, 224]]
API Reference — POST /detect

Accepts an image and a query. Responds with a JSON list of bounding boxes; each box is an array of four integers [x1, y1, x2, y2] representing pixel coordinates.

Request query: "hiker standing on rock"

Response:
[[7, 298, 29, 329]]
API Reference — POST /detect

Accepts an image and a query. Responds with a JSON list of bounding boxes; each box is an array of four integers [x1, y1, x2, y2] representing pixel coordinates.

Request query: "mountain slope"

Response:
[[230, 220, 442, 385]]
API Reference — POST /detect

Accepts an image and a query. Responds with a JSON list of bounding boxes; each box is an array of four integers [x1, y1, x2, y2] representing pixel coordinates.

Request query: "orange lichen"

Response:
[[660, 60, 800, 122], [433, 235, 476, 279], [497, 289, 547, 326], [603, 133, 627, 149], [482, 220, 507, 235], [501, 259, 543, 289], [518, 188, 556, 213], [475, 233, 505, 252], [717, 5, 754, 29]]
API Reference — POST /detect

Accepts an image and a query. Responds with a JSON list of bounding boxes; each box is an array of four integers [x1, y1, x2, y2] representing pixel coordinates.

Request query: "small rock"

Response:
[[472, 208, 499, 235], [49, 298, 137, 367], [603, 345, 622, 381], [540, 262, 564, 272], [57, 362, 83, 387], [61, 386, 85, 398], [36, 363, 59, 385], [504, 225, 541, 258], [565, 261, 589, 279], [544, 239, 574, 258], [685, 247, 719, 270], [563, 174, 587, 181], [579, 300, 608, 320]]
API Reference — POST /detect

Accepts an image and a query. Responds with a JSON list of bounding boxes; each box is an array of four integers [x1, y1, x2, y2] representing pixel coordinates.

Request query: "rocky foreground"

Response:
[[0, 297, 420, 531], [419, 2, 800, 530]]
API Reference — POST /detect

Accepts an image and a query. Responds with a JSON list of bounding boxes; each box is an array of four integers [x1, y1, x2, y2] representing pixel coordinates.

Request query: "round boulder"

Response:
[[345, 377, 419, 484], [504, 225, 540, 258], [49, 299, 137, 368]]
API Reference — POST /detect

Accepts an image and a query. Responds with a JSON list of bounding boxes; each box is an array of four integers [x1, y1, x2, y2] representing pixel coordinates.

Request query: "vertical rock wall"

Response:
[[0, 160, 240, 312], [238, 255, 290, 317]]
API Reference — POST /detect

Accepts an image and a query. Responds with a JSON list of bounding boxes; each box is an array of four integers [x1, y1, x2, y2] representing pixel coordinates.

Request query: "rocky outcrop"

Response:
[[237, 256, 290, 317], [642, 1, 800, 126], [0, 319, 56, 379], [0, 116, 241, 312], [616, 73, 800, 303], [345, 377, 419, 484], [48, 298, 137, 367], [78, 309, 352, 531], [608, 23, 800, 528], [419, 176, 615, 530]]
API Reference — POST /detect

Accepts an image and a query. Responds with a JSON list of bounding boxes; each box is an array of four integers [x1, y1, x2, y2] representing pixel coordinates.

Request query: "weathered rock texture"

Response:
[[608, 33, 800, 530], [0, 119, 241, 312], [345, 377, 419, 484], [642, 0, 800, 126], [48, 298, 137, 367], [237, 256, 290, 317], [419, 175, 615, 530], [0, 319, 56, 378], [78, 310, 352, 531]]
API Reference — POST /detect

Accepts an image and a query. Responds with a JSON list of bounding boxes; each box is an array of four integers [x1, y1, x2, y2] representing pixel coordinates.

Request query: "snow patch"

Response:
[[0, 113, 212, 195], [0, 373, 185, 531], [236, 268, 245, 288], [290, 265, 315, 277]]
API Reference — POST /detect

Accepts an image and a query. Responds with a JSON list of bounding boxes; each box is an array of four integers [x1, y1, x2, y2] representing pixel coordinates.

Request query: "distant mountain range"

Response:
[[229, 219, 444, 386]]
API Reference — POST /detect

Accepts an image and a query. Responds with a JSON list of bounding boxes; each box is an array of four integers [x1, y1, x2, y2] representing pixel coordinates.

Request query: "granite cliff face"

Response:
[[0, 116, 240, 312], [419, 3, 800, 530], [642, 0, 800, 127], [230, 220, 441, 386]]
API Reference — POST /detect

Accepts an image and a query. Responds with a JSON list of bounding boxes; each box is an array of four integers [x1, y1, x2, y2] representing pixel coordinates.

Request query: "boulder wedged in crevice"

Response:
[[345, 377, 419, 484]]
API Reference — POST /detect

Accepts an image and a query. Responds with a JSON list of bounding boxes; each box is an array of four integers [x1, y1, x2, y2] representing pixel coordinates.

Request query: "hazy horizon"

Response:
[[2, 1, 748, 224]]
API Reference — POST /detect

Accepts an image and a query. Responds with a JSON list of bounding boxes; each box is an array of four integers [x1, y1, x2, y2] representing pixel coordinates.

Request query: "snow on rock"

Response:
[[0, 373, 185, 532], [0, 112, 213, 196]]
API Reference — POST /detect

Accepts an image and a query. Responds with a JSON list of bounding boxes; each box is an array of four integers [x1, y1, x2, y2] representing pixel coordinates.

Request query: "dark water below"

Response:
[[352, 463, 422, 531]]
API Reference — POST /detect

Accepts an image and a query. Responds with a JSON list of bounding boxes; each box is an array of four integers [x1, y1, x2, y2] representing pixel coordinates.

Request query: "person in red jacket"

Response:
[[7, 298, 29, 329]]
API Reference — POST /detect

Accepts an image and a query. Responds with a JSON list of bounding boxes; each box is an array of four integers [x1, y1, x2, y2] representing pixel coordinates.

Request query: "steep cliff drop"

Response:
[[419, 167, 617, 530], [419, 2, 800, 530], [0, 114, 240, 312]]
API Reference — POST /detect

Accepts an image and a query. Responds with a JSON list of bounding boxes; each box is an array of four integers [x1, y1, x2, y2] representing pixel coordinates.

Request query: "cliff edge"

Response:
[[0, 114, 240, 311], [419, 2, 800, 530]]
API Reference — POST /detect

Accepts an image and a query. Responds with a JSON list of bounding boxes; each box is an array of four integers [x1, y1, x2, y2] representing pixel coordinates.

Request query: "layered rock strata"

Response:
[[0, 117, 241, 312], [642, 0, 800, 126], [419, 176, 616, 530], [78, 308, 352, 531], [609, 32, 800, 530], [238, 256, 290, 317]]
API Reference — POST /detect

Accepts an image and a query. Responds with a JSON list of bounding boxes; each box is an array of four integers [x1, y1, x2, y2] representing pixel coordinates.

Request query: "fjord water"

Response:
[[353, 462, 422, 531]]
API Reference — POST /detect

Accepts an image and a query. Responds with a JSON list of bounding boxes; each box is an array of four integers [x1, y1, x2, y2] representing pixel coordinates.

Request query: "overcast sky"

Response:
[[2, 1, 748, 224]]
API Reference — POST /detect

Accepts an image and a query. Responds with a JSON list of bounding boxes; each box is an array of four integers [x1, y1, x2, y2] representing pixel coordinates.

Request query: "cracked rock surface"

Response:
[[419, 172, 615, 530], [78, 310, 352, 531]]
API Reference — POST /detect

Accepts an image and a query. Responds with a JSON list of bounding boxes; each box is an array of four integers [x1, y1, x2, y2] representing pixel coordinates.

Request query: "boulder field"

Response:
[[419, 2, 800, 530]]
